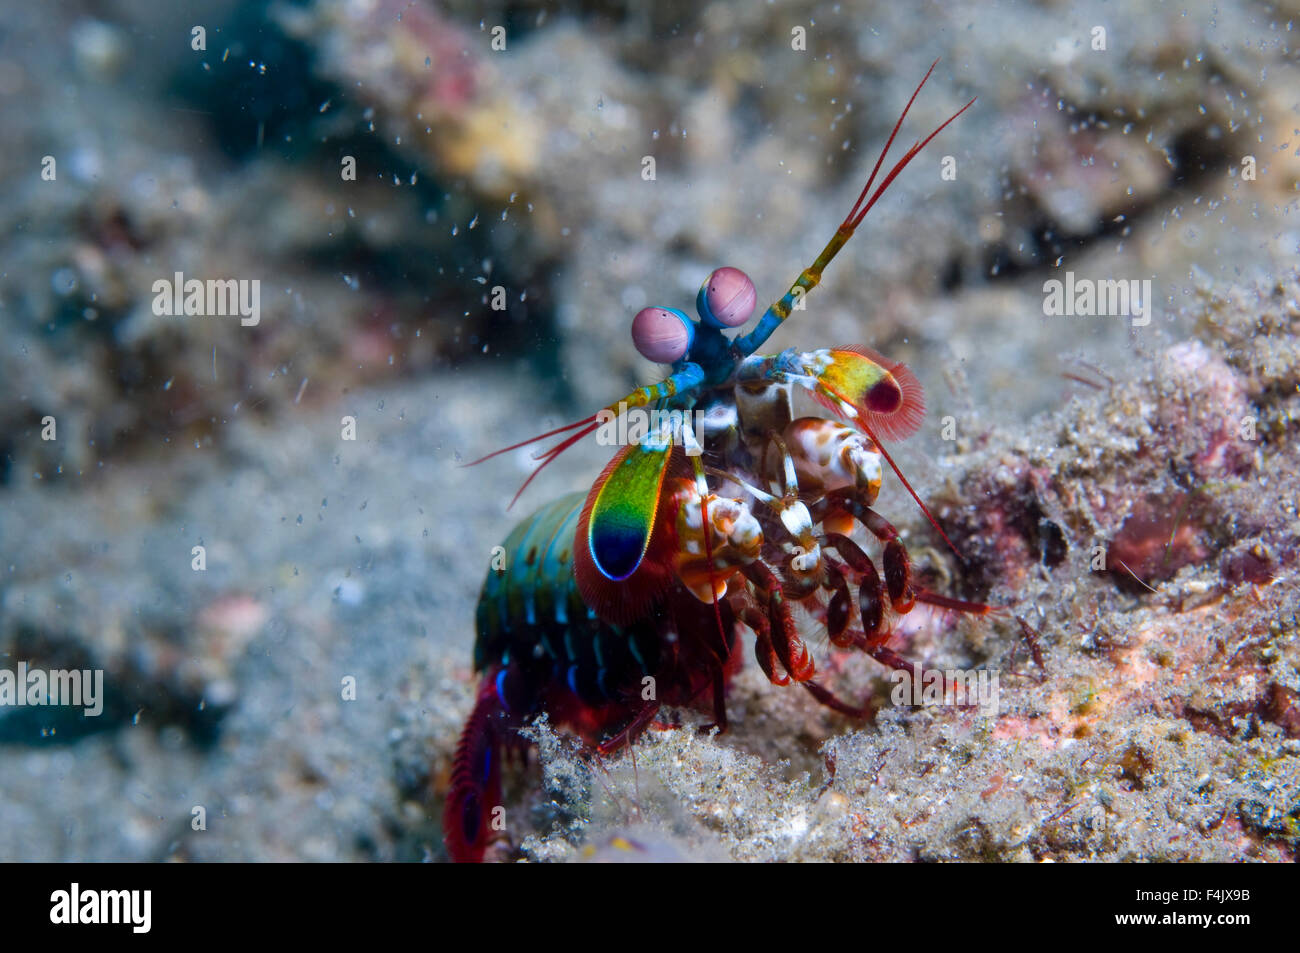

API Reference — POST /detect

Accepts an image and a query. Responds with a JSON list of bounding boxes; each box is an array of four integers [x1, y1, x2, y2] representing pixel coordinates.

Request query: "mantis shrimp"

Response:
[[446, 61, 987, 862]]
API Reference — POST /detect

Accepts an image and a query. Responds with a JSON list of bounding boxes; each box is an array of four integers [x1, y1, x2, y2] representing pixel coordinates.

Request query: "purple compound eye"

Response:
[[631, 307, 694, 364], [697, 266, 757, 329]]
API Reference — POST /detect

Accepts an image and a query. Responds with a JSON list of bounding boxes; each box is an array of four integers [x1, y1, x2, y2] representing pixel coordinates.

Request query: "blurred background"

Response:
[[0, 0, 1296, 861]]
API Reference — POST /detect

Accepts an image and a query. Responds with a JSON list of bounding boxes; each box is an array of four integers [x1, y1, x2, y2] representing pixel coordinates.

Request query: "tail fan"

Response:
[[444, 675, 505, 862]]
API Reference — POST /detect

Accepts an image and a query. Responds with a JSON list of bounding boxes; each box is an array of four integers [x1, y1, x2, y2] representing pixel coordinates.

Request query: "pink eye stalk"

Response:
[[698, 266, 756, 329], [631, 307, 694, 364]]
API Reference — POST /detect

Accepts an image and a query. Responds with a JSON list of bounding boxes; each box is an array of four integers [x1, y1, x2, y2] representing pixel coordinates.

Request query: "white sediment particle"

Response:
[[781, 807, 809, 839]]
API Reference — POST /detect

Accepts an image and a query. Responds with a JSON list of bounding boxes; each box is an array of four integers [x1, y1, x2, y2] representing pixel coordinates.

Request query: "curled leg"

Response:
[[742, 560, 815, 682], [855, 508, 914, 612], [817, 491, 915, 612], [822, 532, 888, 648], [741, 605, 790, 687], [822, 556, 856, 648]]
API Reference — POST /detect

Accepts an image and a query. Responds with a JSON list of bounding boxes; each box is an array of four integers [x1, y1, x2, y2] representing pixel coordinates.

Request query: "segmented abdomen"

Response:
[[474, 492, 663, 717]]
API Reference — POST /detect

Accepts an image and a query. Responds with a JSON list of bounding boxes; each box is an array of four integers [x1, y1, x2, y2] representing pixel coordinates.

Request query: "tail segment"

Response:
[[444, 674, 505, 863]]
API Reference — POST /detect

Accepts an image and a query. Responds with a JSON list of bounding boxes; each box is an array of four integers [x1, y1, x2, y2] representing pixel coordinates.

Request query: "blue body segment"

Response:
[[678, 324, 736, 388]]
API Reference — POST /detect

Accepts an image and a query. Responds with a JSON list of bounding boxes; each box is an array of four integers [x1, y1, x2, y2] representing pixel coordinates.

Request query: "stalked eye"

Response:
[[697, 266, 757, 329], [631, 307, 694, 364]]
